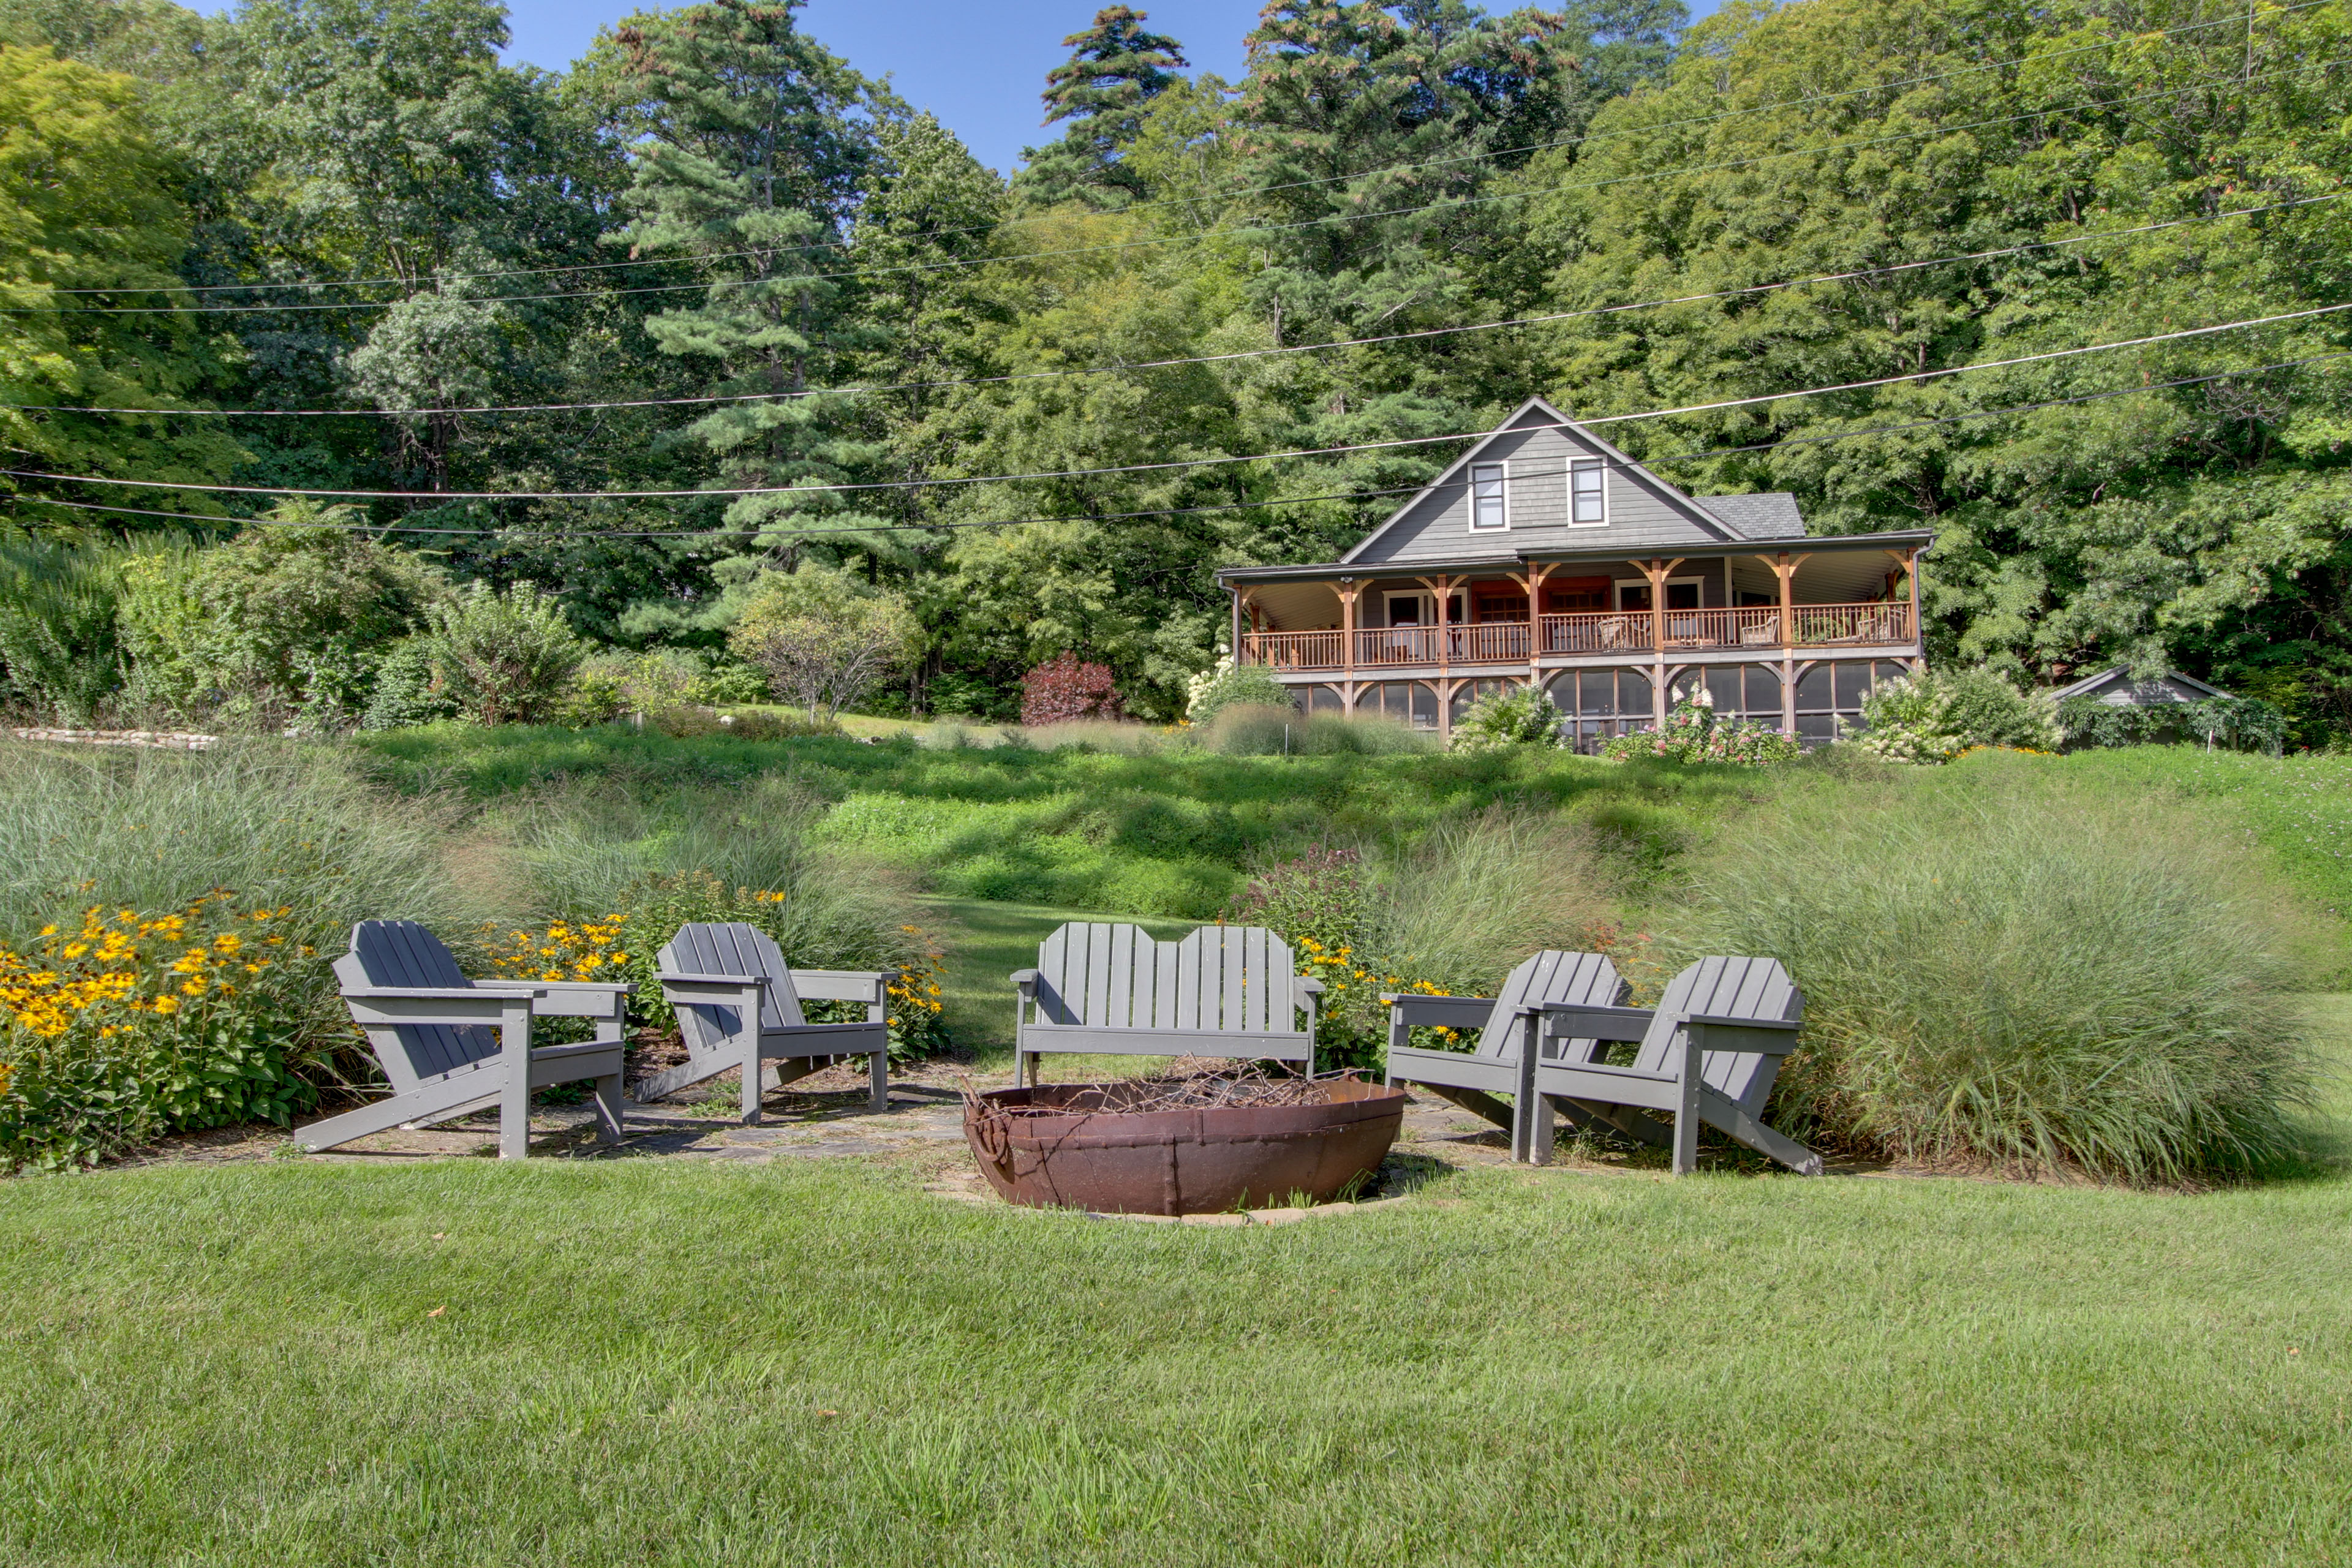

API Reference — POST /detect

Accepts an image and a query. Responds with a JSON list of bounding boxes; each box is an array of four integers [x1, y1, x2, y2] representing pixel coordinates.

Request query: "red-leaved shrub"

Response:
[[1020, 652, 1123, 726]]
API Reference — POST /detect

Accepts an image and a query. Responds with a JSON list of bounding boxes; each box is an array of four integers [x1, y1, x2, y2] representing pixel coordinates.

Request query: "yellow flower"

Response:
[[153, 994, 180, 1015]]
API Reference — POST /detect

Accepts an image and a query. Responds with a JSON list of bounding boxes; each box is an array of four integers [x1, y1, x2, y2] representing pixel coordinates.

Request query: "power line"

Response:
[[40, 2, 2327, 302], [14, 351, 2343, 540], [9, 194, 2337, 421], [11, 59, 2330, 318], [12, 302, 2350, 505]]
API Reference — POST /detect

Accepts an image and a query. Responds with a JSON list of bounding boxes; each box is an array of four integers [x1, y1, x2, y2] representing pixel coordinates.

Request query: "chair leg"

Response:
[[593, 1073, 624, 1144], [498, 1011, 533, 1160], [741, 1041, 764, 1125], [869, 1049, 888, 1114]]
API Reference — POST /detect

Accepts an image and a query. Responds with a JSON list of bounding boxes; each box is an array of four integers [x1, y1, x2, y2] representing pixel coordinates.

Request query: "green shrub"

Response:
[[1184, 655, 1291, 725], [1449, 687, 1563, 753], [357, 638, 459, 730], [0, 531, 160, 723], [118, 514, 445, 731], [426, 582, 589, 727], [1940, 667, 2060, 750], [1654, 764, 2318, 1182], [2059, 692, 2287, 754]]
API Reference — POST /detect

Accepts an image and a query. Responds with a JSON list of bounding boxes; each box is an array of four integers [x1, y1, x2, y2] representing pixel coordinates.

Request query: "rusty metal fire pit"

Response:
[[963, 1076, 1406, 1215]]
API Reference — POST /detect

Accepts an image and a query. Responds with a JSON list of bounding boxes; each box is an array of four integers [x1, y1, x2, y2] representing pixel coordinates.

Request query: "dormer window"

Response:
[[1469, 463, 1507, 530], [1570, 458, 1605, 525]]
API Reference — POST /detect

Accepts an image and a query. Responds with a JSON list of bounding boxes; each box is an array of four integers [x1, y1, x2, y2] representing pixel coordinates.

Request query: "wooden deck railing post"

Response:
[[1229, 587, 1243, 667], [1337, 578, 1360, 712]]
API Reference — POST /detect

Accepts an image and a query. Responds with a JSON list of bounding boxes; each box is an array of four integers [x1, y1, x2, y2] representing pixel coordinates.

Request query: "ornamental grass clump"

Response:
[[1230, 808, 1623, 1070], [1657, 766, 2318, 1183]]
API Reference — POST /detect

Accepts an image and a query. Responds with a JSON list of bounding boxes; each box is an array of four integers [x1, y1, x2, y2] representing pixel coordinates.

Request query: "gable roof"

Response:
[[1337, 395, 1759, 564], [1694, 492, 1806, 540], [2049, 666, 2230, 704]]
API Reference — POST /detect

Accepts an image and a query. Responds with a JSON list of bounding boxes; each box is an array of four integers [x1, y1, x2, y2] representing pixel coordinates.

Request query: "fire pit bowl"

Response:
[[963, 1075, 1406, 1215]]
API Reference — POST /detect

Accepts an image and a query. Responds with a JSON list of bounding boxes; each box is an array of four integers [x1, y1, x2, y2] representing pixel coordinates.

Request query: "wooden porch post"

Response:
[[1909, 547, 1922, 649], [1513, 561, 1555, 695], [1637, 557, 1683, 728], [1418, 573, 1461, 737], [1335, 578, 1360, 714], [1766, 551, 1809, 734], [1229, 587, 1243, 665]]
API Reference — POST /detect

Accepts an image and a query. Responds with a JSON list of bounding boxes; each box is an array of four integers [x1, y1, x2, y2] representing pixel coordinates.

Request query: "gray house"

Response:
[[1215, 397, 1934, 745]]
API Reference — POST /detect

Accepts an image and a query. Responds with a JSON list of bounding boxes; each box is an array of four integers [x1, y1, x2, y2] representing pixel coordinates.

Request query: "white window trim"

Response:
[[1468, 461, 1509, 531], [1384, 589, 1465, 628], [1614, 576, 1706, 611], [1568, 456, 1607, 526]]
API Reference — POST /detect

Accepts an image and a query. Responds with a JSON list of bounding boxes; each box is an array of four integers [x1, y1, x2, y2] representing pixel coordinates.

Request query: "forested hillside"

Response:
[[3, 0, 2349, 735]]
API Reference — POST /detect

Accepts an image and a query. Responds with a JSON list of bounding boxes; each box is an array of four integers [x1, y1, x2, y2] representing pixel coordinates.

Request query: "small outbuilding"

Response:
[[2049, 666, 2230, 708]]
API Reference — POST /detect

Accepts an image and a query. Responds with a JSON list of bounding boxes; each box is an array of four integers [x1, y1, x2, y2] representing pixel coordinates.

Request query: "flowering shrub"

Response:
[[1449, 687, 1564, 752], [1020, 652, 1123, 726], [1600, 690, 1801, 765], [1184, 653, 1291, 725], [0, 893, 319, 1170], [1852, 675, 1963, 764], [483, 880, 951, 1064], [1229, 846, 1469, 1071]]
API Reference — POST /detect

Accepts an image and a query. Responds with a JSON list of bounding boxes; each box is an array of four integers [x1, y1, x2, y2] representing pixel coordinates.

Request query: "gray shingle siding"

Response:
[[1344, 402, 1802, 564]]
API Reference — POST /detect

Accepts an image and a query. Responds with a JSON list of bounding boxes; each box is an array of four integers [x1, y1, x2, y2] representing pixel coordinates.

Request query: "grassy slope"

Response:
[[2, 1011, 2345, 1567]]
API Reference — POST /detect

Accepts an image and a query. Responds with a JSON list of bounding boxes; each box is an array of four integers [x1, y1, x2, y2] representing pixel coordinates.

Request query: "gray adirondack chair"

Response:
[[1381, 951, 1626, 1162], [301, 920, 630, 1159], [1528, 955, 1820, 1175], [646, 922, 897, 1121], [1009, 922, 1321, 1087]]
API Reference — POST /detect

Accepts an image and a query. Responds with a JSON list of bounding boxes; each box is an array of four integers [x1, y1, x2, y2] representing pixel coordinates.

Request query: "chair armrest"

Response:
[[340, 985, 537, 1001], [1009, 968, 1040, 988], [654, 971, 769, 988], [530, 981, 633, 1019], [791, 968, 898, 1003], [1684, 1015, 1803, 1055], [1296, 976, 1324, 995], [1381, 993, 1497, 1030]]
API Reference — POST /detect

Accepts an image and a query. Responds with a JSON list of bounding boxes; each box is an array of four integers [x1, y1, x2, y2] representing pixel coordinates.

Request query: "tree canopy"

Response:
[[5, 0, 2352, 737]]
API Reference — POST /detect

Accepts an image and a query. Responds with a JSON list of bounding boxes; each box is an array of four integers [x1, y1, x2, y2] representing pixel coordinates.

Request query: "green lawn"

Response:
[[4, 1012, 2346, 1566]]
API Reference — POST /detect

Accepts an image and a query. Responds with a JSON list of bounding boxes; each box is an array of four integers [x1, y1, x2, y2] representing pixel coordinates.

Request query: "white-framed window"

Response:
[[1469, 462, 1507, 530], [1615, 577, 1705, 612], [1385, 590, 1466, 627], [1570, 458, 1606, 525]]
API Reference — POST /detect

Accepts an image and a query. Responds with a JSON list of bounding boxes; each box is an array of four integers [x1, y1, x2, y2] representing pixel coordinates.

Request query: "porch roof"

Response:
[[1214, 527, 1936, 588]]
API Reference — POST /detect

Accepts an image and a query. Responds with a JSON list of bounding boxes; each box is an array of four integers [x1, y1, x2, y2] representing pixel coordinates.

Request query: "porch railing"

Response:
[[1238, 601, 1914, 671]]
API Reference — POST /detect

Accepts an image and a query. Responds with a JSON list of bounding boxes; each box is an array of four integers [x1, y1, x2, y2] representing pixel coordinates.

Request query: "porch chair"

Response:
[[1738, 613, 1780, 646], [1380, 951, 1624, 1161], [646, 922, 897, 1121], [302, 920, 630, 1159], [1010, 922, 1320, 1087], [1528, 956, 1821, 1175]]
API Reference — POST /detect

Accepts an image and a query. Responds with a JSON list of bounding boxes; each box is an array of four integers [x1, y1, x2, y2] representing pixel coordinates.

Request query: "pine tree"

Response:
[[1015, 6, 1187, 209], [611, 0, 893, 602]]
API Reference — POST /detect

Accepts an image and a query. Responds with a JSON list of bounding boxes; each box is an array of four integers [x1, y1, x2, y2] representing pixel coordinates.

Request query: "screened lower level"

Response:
[[1285, 658, 1917, 747]]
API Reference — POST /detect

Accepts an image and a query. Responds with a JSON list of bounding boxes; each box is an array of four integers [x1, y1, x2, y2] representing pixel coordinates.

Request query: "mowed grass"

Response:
[[2, 1016, 2347, 1566]]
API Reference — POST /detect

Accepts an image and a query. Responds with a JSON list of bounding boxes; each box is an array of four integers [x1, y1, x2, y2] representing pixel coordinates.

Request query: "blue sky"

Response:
[[200, 1, 1721, 176]]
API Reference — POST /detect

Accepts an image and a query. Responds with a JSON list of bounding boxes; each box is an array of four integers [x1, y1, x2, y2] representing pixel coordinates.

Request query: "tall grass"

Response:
[[503, 777, 932, 973], [1199, 705, 1436, 756], [0, 739, 471, 948], [1657, 759, 2318, 1182], [1373, 808, 1621, 993]]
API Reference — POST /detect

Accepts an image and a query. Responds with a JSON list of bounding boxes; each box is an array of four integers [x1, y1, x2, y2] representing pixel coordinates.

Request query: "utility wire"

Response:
[[14, 352, 2343, 540], [10, 59, 2331, 317], [11, 302, 2350, 505], [7, 194, 2337, 421], [39, 2, 2328, 301]]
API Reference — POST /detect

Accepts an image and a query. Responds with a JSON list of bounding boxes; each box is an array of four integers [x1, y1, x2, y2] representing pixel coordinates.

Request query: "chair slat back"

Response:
[[1632, 956, 1803, 1112], [1032, 922, 1301, 1036], [339, 921, 498, 1087], [660, 923, 805, 1052], [1471, 950, 1624, 1060]]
